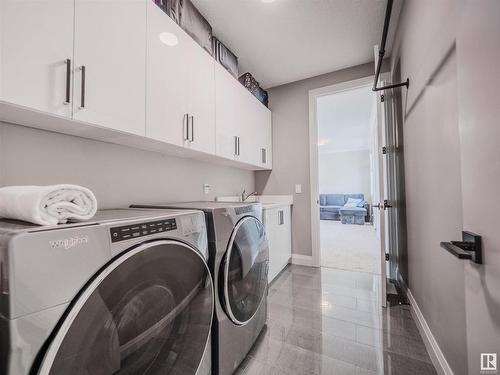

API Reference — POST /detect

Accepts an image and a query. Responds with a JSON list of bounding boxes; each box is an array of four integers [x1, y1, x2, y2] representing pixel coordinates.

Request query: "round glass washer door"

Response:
[[36, 240, 213, 375], [222, 216, 269, 326]]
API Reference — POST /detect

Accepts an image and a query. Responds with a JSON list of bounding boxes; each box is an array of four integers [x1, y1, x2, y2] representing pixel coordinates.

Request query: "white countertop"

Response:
[[216, 195, 293, 209], [260, 202, 291, 210]]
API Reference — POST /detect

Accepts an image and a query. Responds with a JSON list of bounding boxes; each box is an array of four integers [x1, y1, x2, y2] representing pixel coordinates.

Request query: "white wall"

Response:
[[0, 122, 254, 207], [318, 150, 371, 203]]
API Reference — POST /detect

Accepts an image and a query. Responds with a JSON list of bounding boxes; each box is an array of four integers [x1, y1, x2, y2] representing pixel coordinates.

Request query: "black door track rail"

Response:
[[373, 0, 410, 92]]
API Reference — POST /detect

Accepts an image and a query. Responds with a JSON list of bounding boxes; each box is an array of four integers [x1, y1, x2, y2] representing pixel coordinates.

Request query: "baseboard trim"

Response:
[[407, 289, 454, 375], [291, 254, 314, 266]]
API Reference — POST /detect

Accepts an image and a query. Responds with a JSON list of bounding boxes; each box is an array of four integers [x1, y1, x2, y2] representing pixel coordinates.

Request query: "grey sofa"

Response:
[[320, 194, 370, 223]]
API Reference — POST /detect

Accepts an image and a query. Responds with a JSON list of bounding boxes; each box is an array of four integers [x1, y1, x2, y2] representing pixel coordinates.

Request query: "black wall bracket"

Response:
[[440, 231, 482, 264], [373, 0, 410, 92]]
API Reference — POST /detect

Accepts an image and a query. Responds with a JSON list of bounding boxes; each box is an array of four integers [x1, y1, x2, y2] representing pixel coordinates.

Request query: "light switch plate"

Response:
[[295, 184, 302, 194], [203, 184, 211, 194]]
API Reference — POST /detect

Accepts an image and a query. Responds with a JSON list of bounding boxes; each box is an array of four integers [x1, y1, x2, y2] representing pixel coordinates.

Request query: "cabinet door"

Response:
[[238, 87, 272, 168], [279, 206, 292, 267], [0, 0, 74, 117], [215, 63, 241, 160], [73, 0, 146, 135], [186, 42, 215, 154], [146, 1, 189, 146], [267, 206, 292, 283], [264, 208, 279, 283], [253, 105, 272, 169], [237, 90, 262, 166], [263, 110, 273, 168]]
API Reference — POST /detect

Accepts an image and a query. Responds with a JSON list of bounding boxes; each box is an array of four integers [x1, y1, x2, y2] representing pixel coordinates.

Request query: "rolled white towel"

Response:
[[0, 184, 97, 226]]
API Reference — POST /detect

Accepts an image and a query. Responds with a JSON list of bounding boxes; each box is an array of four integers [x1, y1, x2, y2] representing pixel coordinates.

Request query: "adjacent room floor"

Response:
[[237, 265, 437, 375], [320, 220, 380, 274]]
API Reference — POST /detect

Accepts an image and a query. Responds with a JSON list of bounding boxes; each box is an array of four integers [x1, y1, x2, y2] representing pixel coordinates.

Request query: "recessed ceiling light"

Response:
[[159, 32, 178, 46], [261, 0, 276, 3]]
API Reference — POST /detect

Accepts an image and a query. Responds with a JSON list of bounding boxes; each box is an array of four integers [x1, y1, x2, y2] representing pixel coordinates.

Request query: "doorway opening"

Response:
[[309, 72, 408, 306], [308, 76, 387, 276], [316, 83, 379, 273]]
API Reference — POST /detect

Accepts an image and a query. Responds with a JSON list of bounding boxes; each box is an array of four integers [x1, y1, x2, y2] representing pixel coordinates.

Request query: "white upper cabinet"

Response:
[[249, 106, 272, 169], [0, 0, 271, 170], [73, 0, 146, 135], [237, 95, 258, 165], [185, 40, 216, 154], [0, 0, 74, 118], [216, 62, 272, 168], [146, 1, 189, 146], [264, 114, 273, 168], [261, 105, 273, 169], [146, 1, 215, 154], [215, 63, 241, 161], [242, 97, 272, 169]]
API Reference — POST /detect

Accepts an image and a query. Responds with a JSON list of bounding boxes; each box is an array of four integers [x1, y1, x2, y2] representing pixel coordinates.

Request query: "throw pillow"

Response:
[[356, 200, 366, 207], [344, 198, 363, 207]]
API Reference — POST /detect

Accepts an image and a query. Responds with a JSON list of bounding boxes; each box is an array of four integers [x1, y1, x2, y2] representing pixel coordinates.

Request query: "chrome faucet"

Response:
[[241, 189, 258, 202]]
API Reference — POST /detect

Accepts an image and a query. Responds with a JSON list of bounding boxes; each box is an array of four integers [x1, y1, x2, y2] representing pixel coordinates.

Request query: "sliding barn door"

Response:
[[456, 2, 500, 373]]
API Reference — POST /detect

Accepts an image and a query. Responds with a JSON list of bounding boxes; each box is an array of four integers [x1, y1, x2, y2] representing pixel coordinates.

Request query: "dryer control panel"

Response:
[[110, 219, 177, 242]]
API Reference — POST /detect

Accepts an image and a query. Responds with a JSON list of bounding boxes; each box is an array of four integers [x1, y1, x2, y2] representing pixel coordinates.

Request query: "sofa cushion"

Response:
[[319, 194, 327, 206], [339, 207, 367, 216], [320, 205, 342, 212], [356, 200, 367, 208], [345, 194, 364, 202], [325, 194, 345, 206], [344, 198, 363, 207]]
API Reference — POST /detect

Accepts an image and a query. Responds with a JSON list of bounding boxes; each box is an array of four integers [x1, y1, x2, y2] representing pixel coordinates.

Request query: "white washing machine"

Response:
[[0, 208, 213, 375], [132, 202, 268, 375]]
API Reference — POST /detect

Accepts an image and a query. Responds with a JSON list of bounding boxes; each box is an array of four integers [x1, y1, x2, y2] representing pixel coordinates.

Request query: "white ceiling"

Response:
[[317, 85, 375, 153], [192, 0, 401, 88]]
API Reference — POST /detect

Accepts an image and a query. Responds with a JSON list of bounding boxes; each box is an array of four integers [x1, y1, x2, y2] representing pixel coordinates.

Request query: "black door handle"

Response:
[[183, 113, 189, 141], [80, 65, 86, 109], [440, 231, 482, 264], [190, 115, 194, 142], [64, 59, 71, 104], [374, 200, 392, 210]]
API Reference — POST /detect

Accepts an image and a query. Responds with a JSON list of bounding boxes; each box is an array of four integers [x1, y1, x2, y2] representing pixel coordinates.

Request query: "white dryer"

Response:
[[0, 209, 213, 375]]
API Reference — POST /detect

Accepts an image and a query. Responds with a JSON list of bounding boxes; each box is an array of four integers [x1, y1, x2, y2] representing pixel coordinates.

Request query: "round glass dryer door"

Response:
[[37, 240, 213, 375], [222, 216, 269, 325]]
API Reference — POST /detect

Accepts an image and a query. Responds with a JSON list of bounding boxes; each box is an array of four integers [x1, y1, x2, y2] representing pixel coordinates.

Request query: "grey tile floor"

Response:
[[236, 265, 438, 375]]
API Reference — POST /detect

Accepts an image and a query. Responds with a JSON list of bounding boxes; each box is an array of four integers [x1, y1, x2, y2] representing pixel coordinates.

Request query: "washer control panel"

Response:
[[110, 218, 177, 242]]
